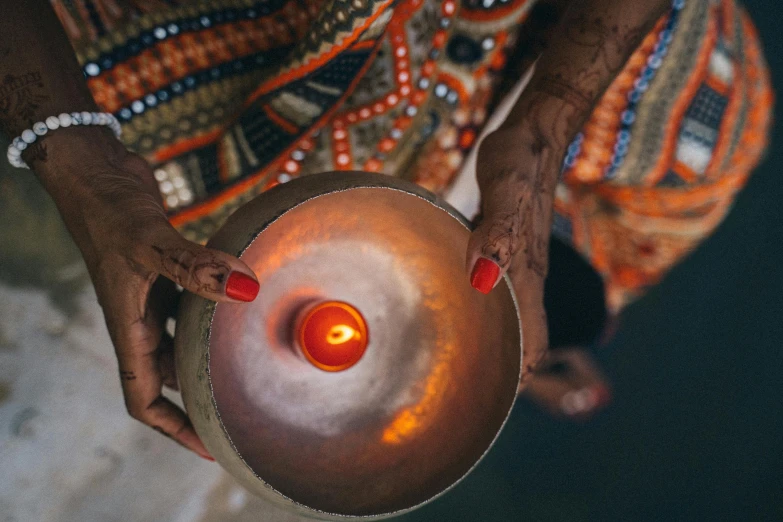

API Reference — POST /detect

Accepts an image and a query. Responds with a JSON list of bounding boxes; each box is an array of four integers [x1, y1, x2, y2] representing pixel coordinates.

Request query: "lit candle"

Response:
[[297, 301, 369, 372]]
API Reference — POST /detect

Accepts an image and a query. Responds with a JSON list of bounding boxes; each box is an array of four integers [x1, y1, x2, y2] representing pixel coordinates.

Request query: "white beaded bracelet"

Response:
[[6, 112, 122, 169]]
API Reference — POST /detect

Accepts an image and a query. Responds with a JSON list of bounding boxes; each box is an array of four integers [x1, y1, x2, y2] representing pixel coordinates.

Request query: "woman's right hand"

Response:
[[28, 127, 260, 460]]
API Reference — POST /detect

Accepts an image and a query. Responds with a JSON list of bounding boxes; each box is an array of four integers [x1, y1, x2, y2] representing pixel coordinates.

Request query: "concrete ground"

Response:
[[1, 0, 781, 520]]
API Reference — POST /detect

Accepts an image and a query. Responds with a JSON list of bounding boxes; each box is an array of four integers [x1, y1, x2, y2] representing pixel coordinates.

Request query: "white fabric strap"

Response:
[[6, 112, 122, 169]]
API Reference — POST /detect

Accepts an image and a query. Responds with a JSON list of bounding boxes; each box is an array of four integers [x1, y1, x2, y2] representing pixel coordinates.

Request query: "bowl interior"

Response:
[[208, 187, 521, 516]]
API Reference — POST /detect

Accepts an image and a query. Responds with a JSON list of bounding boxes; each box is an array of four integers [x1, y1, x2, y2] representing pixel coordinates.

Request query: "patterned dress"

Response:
[[52, 0, 772, 311]]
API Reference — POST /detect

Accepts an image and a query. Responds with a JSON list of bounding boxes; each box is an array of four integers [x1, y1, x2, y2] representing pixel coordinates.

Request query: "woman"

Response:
[[0, 0, 771, 460]]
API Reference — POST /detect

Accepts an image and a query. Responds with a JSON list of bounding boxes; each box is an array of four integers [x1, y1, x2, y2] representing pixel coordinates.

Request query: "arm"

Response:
[[0, 0, 97, 141], [503, 0, 671, 150], [467, 0, 671, 380], [0, 0, 259, 459]]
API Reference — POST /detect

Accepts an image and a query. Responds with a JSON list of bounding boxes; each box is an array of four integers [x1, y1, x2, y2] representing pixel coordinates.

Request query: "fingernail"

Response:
[[470, 258, 500, 294], [202, 454, 216, 462], [225, 272, 259, 302], [563, 387, 598, 416]]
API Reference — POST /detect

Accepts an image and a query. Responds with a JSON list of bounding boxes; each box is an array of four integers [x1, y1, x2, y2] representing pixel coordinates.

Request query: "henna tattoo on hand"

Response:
[[151, 246, 231, 294], [494, 5, 665, 260], [531, 75, 592, 112], [480, 166, 551, 280], [0, 71, 49, 136], [523, 4, 664, 137], [564, 13, 649, 70], [481, 208, 521, 267]]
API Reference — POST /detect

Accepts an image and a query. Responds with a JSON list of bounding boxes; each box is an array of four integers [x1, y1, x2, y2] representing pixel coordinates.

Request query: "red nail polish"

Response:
[[470, 258, 500, 294], [202, 454, 215, 462], [225, 272, 259, 302]]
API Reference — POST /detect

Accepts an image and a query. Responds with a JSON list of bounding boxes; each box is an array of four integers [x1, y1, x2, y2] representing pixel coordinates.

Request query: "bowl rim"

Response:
[[195, 171, 523, 520]]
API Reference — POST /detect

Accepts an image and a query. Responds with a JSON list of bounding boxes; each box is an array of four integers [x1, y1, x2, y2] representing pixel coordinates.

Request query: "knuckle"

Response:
[[125, 226, 168, 272], [126, 241, 154, 272], [125, 400, 146, 422], [161, 247, 191, 284], [123, 392, 157, 424], [127, 220, 160, 247]]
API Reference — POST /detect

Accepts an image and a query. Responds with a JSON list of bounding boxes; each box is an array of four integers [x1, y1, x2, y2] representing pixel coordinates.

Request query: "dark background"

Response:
[[401, 0, 783, 520]]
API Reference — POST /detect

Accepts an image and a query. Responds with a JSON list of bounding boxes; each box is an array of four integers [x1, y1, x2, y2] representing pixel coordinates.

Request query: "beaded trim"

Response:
[[6, 111, 121, 169]]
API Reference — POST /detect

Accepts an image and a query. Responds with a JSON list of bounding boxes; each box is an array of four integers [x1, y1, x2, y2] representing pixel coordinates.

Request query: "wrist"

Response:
[[28, 125, 128, 182], [27, 127, 152, 269]]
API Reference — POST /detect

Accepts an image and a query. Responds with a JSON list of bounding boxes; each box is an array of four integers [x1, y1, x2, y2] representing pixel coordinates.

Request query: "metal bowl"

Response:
[[175, 171, 522, 519]]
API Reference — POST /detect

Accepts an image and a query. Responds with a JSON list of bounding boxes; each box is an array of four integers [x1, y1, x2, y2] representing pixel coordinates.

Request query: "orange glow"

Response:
[[382, 289, 456, 445], [381, 356, 451, 444], [298, 301, 369, 372]]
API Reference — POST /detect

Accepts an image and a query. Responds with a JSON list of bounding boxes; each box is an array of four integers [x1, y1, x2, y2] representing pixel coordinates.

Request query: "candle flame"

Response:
[[298, 300, 369, 372], [327, 324, 360, 345]]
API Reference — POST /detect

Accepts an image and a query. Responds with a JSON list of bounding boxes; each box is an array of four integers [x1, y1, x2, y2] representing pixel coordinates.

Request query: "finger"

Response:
[[467, 158, 549, 294], [527, 376, 611, 419], [467, 126, 555, 294], [137, 222, 259, 303], [517, 294, 549, 386], [465, 171, 518, 294], [525, 371, 581, 416], [120, 361, 211, 459], [548, 348, 607, 388], [146, 396, 212, 459], [115, 311, 212, 460], [525, 349, 611, 418]]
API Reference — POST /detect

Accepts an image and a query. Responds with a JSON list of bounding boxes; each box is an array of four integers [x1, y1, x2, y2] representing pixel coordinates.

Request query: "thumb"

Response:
[[466, 171, 524, 294], [467, 165, 552, 382], [139, 222, 259, 303]]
